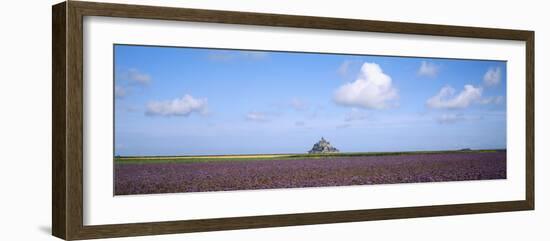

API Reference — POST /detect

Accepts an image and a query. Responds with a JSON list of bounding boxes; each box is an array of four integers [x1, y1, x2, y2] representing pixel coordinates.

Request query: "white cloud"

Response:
[[240, 51, 269, 59], [115, 69, 151, 98], [207, 51, 233, 61], [344, 108, 368, 122], [483, 67, 501, 86], [290, 98, 308, 111], [333, 62, 398, 109], [208, 50, 269, 61], [305, 105, 324, 120], [336, 123, 352, 129], [245, 112, 270, 122], [480, 96, 504, 105], [126, 68, 151, 85], [121, 105, 139, 113], [427, 85, 483, 109], [437, 113, 466, 124], [418, 61, 439, 77], [436, 113, 483, 124], [115, 85, 127, 98], [146, 94, 207, 117], [338, 60, 353, 76]]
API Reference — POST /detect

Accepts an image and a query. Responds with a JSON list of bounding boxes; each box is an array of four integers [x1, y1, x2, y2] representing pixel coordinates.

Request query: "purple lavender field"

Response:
[[114, 151, 506, 195]]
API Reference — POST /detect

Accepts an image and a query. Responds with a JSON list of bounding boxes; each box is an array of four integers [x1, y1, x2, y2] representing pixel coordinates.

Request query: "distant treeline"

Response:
[[114, 149, 506, 165]]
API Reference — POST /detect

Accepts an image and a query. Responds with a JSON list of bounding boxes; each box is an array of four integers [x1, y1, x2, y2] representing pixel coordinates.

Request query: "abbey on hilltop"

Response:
[[308, 137, 340, 154]]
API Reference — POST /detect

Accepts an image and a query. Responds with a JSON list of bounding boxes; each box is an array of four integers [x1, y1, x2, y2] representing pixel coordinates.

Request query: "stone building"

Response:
[[308, 137, 339, 154]]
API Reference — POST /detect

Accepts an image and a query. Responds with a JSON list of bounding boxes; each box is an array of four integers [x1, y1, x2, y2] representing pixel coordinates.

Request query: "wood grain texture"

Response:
[[52, 1, 535, 240], [52, 2, 67, 239], [73, 201, 530, 240], [66, 2, 85, 240], [71, 1, 533, 40], [525, 32, 535, 209]]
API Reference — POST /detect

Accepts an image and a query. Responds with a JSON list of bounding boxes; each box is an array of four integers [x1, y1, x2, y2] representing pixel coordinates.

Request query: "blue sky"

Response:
[[114, 45, 506, 156]]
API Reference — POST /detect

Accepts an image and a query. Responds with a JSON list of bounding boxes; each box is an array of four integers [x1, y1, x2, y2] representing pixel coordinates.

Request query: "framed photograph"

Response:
[[52, 1, 534, 240]]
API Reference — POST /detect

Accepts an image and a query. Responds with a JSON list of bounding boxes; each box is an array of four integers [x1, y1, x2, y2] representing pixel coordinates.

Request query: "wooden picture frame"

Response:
[[52, 1, 534, 240]]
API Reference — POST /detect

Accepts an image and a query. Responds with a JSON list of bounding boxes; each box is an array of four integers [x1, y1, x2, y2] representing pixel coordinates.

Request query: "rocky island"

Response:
[[308, 137, 340, 154]]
